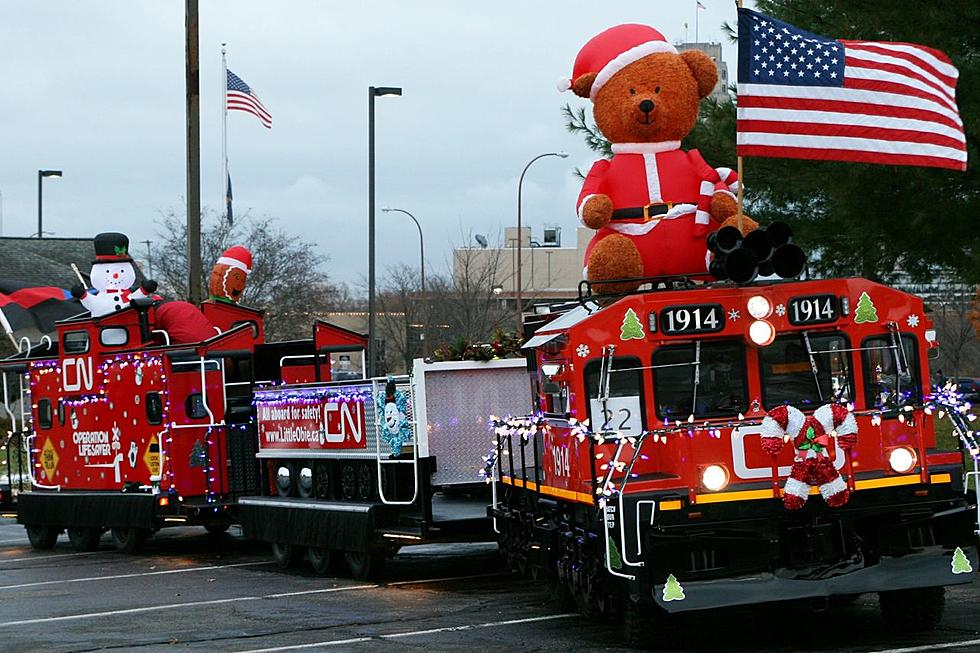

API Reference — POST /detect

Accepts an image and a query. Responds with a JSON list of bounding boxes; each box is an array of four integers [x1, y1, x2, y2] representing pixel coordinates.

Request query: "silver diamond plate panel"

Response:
[[422, 364, 531, 486]]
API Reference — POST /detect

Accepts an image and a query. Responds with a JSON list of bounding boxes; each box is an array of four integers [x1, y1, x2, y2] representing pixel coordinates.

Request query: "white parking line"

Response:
[[0, 550, 102, 564], [237, 613, 579, 652], [0, 560, 273, 590], [0, 572, 507, 627], [869, 639, 980, 653]]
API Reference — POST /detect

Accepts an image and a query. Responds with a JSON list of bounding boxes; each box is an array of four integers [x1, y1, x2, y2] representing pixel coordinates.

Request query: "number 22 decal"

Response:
[[601, 408, 632, 431]]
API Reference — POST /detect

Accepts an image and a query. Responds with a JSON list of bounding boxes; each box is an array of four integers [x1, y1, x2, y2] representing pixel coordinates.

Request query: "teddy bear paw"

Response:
[[582, 194, 614, 230], [719, 214, 759, 236]]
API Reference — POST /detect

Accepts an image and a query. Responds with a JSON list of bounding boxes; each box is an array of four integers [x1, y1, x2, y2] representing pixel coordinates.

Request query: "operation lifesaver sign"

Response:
[[257, 397, 366, 451]]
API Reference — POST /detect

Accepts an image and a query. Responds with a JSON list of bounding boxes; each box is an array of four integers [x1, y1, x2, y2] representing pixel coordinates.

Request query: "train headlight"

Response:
[[747, 295, 772, 319], [888, 447, 917, 474], [749, 320, 776, 346], [701, 464, 730, 492]]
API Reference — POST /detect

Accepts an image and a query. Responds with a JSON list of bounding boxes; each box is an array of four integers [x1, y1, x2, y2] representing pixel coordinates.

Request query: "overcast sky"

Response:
[[0, 1, 744, 289]]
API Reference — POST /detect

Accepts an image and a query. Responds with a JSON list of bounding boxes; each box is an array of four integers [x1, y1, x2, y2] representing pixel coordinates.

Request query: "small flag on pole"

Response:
[[736, 7, 966, 171], [226, 69, 272, 128], [226, 172, 234, 226]]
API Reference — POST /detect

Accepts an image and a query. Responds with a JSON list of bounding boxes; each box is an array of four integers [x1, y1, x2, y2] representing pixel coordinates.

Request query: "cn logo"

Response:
[[62, 357, 94, 392]]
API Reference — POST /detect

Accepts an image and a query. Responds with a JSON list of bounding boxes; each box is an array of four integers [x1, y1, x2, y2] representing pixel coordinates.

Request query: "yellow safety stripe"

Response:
[[500, 475, 594, 504], [501, 472, 954, 509]]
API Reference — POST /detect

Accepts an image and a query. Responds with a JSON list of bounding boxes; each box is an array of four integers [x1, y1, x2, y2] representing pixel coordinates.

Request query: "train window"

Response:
[[57, 400, 66, 426], [862, 334, 921, 410], [584, 356, 645, 435], [185, 393, 209, 420], [146, 392, 163, 425], [760, 332, 852, 409], [653, 341, 748, 420], [63, 330, 90, 354], [37, 399, 53, 429], [100, 327, 129, 347]]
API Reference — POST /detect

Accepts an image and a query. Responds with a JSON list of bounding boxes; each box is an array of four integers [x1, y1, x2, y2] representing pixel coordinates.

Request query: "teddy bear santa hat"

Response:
[[558, 24, 678, 99]]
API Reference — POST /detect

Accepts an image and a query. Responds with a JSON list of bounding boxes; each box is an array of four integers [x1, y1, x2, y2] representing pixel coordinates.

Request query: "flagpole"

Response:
[[0, 307, 19, 349], [221, 43, 229, 225], [695, 1, 699, 44], [736, 0, 744, 231]]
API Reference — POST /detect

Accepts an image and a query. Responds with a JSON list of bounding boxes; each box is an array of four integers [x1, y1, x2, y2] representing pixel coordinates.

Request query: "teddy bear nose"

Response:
[[639, 99, 655, 114]]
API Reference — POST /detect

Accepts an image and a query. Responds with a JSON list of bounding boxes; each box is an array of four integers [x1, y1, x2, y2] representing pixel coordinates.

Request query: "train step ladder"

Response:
[[374, 376, 420, 506]]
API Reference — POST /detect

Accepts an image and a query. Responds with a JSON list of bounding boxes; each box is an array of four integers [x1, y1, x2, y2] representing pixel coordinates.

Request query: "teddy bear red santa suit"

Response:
[[71, 232, 159, 318], [559, 24, 742, 282]]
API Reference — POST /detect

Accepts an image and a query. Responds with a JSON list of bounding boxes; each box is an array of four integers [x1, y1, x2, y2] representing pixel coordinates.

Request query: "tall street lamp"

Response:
[[367, 86, 402, 377], [37, 169, 63, 239], [382, 207, 426, 356], [516, 152, 567, 333]]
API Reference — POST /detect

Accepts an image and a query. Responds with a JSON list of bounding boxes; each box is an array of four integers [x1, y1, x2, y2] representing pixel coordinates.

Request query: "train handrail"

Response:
[[24, 433, 61, 490]]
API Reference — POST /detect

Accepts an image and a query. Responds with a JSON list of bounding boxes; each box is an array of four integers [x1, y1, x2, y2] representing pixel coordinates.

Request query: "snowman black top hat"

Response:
[[92, 232, 134, 264]]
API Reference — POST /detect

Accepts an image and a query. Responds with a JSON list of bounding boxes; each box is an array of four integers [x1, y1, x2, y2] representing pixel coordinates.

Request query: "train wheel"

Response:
[[356, 463, 373, 500], [274, 461, 295, 497], [314, 461, 332, 500], [308, 547, 338, 575], [111, 527, 149, 554], [25, 524, 59, 550], [67, 527, 102, 552], [345, 550, 385, 581], [204, 523, 230, 536], [271, 541, 302, 569], [879, 586, 945, 631], [297, 462, 315, 499], [340, 464, 356, 499]]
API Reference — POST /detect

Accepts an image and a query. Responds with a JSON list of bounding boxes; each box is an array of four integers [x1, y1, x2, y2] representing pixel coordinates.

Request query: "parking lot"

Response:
[[2, 517, 979, 652]]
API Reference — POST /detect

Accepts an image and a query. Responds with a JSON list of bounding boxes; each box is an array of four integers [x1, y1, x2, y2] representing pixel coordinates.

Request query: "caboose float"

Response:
[[1, 287, 526, 576], [492, 276, 978, 645]]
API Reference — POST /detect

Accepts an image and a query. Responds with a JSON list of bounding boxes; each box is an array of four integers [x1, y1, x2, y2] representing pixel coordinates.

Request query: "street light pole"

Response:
[[515, 152, 567, 334], [367, 86, 402, 378], [382, 207, 425, 356], [37, 169, 63, 239]]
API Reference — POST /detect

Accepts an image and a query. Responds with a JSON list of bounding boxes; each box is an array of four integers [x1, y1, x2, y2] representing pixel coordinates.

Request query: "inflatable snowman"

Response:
[[71, 232, 158, 317]]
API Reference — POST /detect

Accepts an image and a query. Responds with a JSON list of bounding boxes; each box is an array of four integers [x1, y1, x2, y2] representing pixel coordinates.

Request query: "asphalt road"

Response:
[[1, 517, 979, 652]]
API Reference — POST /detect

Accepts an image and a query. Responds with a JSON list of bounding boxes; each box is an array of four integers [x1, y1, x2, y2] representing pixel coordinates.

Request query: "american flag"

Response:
[[736, 8, 965, 171], [226, 69, 272, 129]]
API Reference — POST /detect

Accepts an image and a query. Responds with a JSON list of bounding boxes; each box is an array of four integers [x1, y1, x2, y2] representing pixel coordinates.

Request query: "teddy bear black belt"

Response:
[[611, 202, 674, 221]]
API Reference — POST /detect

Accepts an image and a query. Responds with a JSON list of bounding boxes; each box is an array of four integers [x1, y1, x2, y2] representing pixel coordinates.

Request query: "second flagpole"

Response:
[[221, 43, 229, 225]]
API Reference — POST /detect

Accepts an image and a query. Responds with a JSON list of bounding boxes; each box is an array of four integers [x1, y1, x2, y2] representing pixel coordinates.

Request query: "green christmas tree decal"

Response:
[[662, 573, 686, 602], [854, 292, 879, 324], [607, 536, 623, 570], [188, 439, 207, 468], [951, 546, 973, 574], [620, 308, 644, 340]]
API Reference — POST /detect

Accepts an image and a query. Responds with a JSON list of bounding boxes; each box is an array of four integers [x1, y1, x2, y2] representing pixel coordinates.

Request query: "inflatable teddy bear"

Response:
[[560, 24, 757, 293]]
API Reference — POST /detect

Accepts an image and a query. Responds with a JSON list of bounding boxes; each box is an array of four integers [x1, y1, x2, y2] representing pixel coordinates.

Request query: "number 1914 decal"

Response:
[[788, 294, 838, 325]]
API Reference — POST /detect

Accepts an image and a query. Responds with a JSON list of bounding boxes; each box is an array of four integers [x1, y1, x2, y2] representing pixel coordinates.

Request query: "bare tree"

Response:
[[931, 282, 980, 380], [152, 209, 349, 341], [372, 232, 510, 373]]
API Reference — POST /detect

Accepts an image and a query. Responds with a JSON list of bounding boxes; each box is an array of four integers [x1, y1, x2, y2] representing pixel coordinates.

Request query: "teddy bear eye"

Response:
[[629, 88, 636, 95], [655, 86, 661, 94]]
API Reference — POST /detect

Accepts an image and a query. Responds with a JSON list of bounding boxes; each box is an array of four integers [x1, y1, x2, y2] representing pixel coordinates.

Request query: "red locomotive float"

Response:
[[491, 275, 978, 645]]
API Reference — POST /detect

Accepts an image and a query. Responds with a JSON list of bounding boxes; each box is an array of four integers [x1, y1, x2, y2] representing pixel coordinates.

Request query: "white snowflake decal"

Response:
[[775, 303, 786, 317], [576, 344, 590, 358], [728, 309, 741, 322], [906, 314, 920, 328]]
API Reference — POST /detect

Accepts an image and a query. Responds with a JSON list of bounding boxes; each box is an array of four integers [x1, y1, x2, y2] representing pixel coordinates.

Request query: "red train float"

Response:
[[1, 272, 977, 642]]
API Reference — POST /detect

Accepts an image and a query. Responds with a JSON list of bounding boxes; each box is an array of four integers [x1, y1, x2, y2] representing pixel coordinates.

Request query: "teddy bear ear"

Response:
[[680, 50, 719, 99], [571, 72, 598, 99]]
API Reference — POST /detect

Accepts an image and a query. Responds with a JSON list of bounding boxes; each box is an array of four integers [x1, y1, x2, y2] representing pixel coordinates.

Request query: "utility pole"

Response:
[[141, 239, 153, 278], [185, 0, 202, 304]]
